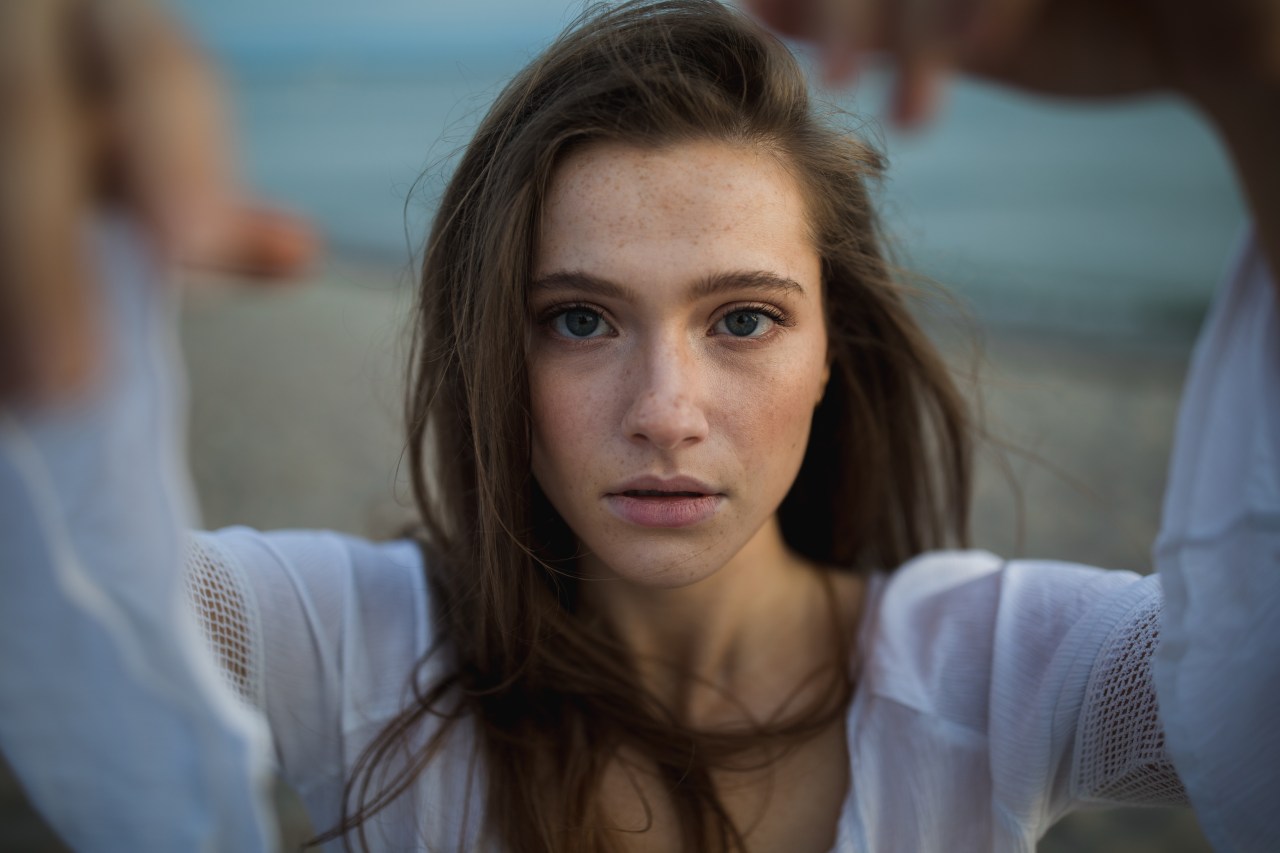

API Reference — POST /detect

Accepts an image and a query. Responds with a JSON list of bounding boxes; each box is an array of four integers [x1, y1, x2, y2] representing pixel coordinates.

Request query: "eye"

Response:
[[714, 309, 776, 338], [549, 306, 612, 339]]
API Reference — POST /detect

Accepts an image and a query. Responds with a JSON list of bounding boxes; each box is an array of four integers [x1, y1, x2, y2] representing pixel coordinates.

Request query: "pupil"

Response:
[[726, 311, 759, 336], [566, 310, 599, 336]]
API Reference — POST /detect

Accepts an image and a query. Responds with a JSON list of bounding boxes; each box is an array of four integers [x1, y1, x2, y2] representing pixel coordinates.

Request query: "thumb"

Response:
[[179, 204, 320, 281]]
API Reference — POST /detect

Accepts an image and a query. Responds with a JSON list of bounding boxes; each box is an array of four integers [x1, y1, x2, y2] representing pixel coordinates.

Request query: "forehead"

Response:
[[535, 140, 818, 287]]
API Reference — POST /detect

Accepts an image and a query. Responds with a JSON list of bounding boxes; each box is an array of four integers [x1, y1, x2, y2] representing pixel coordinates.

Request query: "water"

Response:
[[227, 69, 502, 263], [201, 20, 1245, 341], [864, 82, 1244, 339]]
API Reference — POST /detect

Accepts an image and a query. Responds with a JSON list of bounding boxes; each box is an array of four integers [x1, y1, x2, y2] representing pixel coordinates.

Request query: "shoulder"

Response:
[[194, 527, 426, 630], [189, 527, 432, 711], [862, 550, 1156, 731], [185, 528, 437, 816]]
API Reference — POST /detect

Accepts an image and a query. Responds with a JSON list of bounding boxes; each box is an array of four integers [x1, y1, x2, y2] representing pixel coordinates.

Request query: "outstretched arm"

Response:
[[1198, 83, 1280, 291], [0, 215, 282, 850], [0, 1, 315, 847]]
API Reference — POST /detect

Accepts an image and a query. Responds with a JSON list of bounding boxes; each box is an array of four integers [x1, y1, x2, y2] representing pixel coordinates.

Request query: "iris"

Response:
[[561, 309, 601, 337], [722, 310, 761, 337]]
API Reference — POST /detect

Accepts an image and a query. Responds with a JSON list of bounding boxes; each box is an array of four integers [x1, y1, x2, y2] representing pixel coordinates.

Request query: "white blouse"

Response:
[[1, 217, 1273, 851], [1154, 232, 1280, 852], [186, 526, 1179, 852], [0, 219, 278, 852]]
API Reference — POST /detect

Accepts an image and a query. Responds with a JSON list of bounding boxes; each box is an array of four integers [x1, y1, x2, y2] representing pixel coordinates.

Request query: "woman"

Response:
[[165, 3, 1188, 849], [1, 0, 1276, 851]]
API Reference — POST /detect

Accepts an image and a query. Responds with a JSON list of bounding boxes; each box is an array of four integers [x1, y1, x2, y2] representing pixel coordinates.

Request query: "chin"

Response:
[[579, 528, 740, 590]]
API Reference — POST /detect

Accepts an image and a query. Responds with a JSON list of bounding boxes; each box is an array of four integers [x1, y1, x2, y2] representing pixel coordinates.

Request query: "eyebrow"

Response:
[[531, 269, 806, 301]]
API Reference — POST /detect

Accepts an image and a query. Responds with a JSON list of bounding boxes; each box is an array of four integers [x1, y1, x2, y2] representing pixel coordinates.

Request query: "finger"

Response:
[[821, 0, 881, 86], [0, 0, 101, 401], [97, 2, 318, 281], [181, 205, 320, 281], [890, 54, 950, 127], [957, 0, 1043, 61], [93, 2, 238, 263], [744, 0, 819, 39], [886, 0, 957, 126]]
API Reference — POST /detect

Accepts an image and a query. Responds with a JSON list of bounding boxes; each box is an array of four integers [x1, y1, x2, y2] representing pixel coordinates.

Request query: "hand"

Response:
[[0, 0, 317, 403], [744, 0, 1280, 124]]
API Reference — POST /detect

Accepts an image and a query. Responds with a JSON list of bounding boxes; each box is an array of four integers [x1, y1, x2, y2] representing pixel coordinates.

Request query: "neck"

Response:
[[578, 516, 847, 726]]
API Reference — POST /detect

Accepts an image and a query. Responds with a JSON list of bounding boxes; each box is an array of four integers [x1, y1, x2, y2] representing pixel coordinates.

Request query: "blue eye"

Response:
[[551, 307, 609, 339], [715, 309, 773, 338]]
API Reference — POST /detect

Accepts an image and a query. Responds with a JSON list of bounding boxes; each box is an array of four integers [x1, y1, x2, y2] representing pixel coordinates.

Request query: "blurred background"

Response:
[[1, 0, 1246, 849]]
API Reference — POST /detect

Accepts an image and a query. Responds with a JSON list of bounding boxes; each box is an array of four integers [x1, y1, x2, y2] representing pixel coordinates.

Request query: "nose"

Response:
[[620, 337, 710, 451]]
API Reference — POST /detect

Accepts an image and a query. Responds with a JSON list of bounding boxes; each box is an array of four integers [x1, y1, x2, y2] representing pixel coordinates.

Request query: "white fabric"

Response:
[[0, 218, 277, 851], [844, 555, 1173, 852], [186, 529, 491, 851], [1155, 232, 1280, 853], [5, 221, 1269, 852], [1073, 592, 1182, 805], [187, 528, 1176, 852]]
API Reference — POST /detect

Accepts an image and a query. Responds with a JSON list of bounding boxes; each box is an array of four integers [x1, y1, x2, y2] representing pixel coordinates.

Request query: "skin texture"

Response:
[[529, 137, 857, 853], [529, 140, 836, 680]]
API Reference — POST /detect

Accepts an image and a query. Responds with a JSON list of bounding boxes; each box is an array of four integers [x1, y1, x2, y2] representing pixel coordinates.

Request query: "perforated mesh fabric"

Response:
[[1074, 595, 1187, 806], [182, 535, 264, 709]]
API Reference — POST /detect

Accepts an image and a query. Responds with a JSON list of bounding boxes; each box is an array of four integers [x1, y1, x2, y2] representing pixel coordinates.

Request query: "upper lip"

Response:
[[608, 475, 721, 496]]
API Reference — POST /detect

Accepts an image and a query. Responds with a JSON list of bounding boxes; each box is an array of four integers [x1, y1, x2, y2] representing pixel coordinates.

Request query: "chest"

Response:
[[599, 717, 851, 853]]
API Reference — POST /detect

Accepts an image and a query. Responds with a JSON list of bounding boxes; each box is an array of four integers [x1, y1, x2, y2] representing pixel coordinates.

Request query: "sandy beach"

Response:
[[1, 260, 1212, 851]]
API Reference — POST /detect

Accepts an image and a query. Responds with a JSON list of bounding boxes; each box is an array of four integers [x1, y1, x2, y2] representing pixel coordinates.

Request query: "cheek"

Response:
[[720, 339, 828, 479], [746, 364, 820, 454], [529, 362, 568, 480], [528, 357, 612, 486]]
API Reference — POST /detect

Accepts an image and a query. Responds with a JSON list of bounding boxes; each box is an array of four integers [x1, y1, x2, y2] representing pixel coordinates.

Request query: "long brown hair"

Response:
[[317, 1, 971, 849]]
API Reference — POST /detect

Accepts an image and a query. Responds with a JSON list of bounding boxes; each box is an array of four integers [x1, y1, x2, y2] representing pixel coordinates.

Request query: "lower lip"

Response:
[[605, 494, 724, 528]]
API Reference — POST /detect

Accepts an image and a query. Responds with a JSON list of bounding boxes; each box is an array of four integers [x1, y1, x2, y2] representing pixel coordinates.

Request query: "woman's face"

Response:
[[529, 140, 829, 588]]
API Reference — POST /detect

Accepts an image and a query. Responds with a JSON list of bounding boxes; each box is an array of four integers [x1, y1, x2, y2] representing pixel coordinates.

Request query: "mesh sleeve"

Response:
[[1072, 593, 1188, 806], [181, 534, 265, 710]]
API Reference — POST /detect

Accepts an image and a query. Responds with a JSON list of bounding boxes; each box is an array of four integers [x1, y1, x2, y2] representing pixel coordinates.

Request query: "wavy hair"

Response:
[[316, 2, 971, 850]]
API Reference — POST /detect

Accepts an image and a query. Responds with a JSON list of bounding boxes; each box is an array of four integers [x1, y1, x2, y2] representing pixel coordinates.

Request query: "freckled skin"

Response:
[[529, 140, 829, 590]]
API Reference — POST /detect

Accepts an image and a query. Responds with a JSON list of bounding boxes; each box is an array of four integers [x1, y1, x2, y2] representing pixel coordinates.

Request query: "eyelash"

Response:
[[538, 302, 618, 341], [712, 302, 790, 340], [536, 301, 793, 343]]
